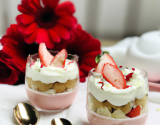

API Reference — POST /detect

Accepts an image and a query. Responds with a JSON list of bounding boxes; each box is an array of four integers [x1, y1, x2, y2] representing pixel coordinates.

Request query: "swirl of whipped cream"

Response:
[[88, 68, 148, 106], [26, 59, 79, 84]]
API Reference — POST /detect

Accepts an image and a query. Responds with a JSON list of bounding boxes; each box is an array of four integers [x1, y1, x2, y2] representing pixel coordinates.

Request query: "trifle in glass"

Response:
[[86, 53, 148, 125], [25, 43, 79, 110]]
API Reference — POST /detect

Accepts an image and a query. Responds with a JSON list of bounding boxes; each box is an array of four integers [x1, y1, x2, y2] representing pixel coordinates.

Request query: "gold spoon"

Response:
[[13, 102, 39, 125], [13, 102, 72, 125], [51, 118, 72, 125]]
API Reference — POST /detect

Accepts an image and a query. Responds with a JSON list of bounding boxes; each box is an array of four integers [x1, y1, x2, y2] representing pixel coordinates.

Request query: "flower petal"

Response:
[[79, 70, 87, 83], [18, 23, 27, 32], [21, 0, 36, 14], [82, 58, 97, 68], [80, 63, 93, 73], [79, 70, 87, 77], [54, 25, 70, 40], [84, 38, 101, 53], [55, 1, 75, 16], [58, 16, 77, 29], [16, 15, 23, 24], [42, 0, 59, 8], [24, 23, 37, 35], [1, 38, 17, 46], [36, 28, 54, 49], [28, 0, 37, 13], [7, 24, 18, 35], [18, 5, 32, 14], [0, 52, 19, 85], [24, 28, 39, 44], [2, 42, 26, 72], [21, 14, 35, 24], [32, 0, 40, 8], [82, 50, 102, 59], [80, 77, 86, 83], [3, 45, 26, 65], [48, 29, 61, 43]]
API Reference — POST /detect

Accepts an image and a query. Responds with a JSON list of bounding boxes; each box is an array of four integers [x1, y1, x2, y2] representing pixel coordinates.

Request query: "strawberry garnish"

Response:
[[125, 73, 133, 81], [38, 43, 54, 67], [29, 60, 35, 68], [126, 85, 132, 88], [102, 63, 126, 89], [50, 49, 67, 68], [96, 53, 117, 75], [98, 82, 104, 90], [132, 68, 135, 71], [126, 105, 141, 118], [67, 60, 74, 65], [40, 63, 43, 68], [119, 66, 123, 68], [27, 55, 31, 63]]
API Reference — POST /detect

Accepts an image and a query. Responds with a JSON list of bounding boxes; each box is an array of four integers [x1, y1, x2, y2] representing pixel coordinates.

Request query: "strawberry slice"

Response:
[[96, 53, 117, 75], [102, 63, 126, 89], [126, 105, 141, 118], [29, 60, 35, 68], [50, 49, 67, 68], [38, 43, 54, 67]]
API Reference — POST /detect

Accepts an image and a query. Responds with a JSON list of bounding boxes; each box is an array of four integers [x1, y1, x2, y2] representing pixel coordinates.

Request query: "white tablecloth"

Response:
[[0, 82, 160, 125]]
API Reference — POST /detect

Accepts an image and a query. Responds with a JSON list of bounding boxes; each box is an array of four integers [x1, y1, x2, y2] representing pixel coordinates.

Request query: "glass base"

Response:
[[86, 107, 148, 125], [25, 84, 79, 111]]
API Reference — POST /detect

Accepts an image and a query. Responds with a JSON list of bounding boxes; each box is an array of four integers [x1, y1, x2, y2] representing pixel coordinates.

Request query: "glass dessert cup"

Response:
[[86, 68, 148, 125], [25, 51, 79, 110]]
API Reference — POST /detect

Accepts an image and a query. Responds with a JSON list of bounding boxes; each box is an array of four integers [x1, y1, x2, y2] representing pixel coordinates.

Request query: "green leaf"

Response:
[[95, 55, 101, 63], [95, 51, 109, 63], [102, 51, 109, 55]]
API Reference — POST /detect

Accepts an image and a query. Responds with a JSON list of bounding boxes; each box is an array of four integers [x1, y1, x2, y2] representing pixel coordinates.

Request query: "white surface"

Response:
[[0, 83, 160, 125]]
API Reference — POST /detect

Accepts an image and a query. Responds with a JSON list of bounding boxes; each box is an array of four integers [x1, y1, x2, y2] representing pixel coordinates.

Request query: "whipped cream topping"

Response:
[[88, 68, 148, 106], [26, 59, 79, 84]]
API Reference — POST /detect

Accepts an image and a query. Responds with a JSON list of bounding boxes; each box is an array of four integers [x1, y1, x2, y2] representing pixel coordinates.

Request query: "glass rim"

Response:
[[89, 67, 147, 78], [88, 68, 103, 78], [27, 50, 79, 62]]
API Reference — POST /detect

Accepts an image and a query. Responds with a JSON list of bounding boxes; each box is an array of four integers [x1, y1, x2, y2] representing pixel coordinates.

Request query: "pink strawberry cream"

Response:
[[87, 53, 148, 125], [25, 43, 79, 110]]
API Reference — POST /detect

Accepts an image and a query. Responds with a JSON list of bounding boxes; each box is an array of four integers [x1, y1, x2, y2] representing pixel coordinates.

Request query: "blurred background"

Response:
[[0, 0, 160, 44]]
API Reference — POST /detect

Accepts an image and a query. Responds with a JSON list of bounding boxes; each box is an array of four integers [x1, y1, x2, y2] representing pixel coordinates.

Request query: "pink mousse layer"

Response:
[[87, 107, 148, 125], [26, 85, 79, 110]]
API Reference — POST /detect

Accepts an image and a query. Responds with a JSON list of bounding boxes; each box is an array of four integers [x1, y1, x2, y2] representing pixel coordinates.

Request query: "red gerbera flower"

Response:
[[53, 25, 101, 82], [0, 24, 40, 84], [1, 24, 26, 72], [17, 0, 77, 49], [0, 50, 21, 85]]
